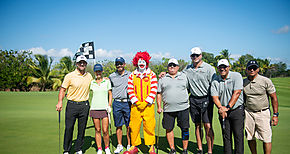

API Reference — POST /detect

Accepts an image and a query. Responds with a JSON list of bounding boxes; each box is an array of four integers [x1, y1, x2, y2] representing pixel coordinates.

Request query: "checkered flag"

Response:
[[75, 42, 95, 60]]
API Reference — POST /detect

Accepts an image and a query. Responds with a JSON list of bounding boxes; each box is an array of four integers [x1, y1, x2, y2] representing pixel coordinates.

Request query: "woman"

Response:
[[90, 64, 112, 154]]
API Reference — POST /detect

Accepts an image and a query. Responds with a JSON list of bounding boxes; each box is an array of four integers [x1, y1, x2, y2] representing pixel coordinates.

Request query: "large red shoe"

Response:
[[123, 146, 138, 154]]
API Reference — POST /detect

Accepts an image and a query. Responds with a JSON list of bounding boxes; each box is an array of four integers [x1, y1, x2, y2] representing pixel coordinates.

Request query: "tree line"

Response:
[[0, 49, 289, 91]]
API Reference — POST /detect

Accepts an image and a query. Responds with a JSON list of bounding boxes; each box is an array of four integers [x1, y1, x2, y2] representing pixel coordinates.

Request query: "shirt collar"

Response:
[[74, 69, 87, 76], [165, 72, 181, 78]]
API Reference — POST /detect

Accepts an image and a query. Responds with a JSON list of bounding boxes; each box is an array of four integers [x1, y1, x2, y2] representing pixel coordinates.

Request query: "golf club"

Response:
[[156, 112, 161, 154], [58, 111, 61, 154], [108, 110, 114, 152], [200, 103, 203, 150]]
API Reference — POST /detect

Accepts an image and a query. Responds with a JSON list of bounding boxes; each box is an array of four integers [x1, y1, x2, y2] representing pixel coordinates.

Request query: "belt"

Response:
[[247, 108, 269, 113], [114, 98, 129, 102], [190, 95, 208, 99], [68, 100, 88, 104]]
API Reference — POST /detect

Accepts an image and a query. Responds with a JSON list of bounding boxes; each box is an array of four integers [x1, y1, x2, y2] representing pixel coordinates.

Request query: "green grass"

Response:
[[0, 77, 289, 154]]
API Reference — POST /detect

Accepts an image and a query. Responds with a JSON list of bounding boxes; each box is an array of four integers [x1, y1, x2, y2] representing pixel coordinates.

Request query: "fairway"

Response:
[[0, 77, 289, 154]]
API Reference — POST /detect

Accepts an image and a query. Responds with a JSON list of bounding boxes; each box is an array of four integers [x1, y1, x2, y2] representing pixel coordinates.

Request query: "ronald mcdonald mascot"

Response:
[[124, 51, 157, 154]]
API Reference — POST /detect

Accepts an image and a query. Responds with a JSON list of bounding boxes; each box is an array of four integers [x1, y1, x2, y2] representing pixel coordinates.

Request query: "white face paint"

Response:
[[138, 58, 146, 71]]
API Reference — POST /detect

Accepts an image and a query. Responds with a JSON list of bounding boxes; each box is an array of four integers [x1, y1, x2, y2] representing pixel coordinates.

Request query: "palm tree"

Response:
[[27, 54, 60, 91]]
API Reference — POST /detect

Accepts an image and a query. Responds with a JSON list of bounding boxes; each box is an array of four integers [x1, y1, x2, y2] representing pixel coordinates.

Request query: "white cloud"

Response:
[[28, 47, 74, 57], [230, 54, 241, 61], [273, 25, 289, 34]]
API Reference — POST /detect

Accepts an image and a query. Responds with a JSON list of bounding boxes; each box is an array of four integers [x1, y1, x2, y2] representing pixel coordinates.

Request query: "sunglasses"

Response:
[[168, 63, 178, 67], [191, 54, 201, 58], [247, 66, 258, 71], [77, 61, 87, 65], [115, 62, 123, 66], [218, 65, 228, 69]]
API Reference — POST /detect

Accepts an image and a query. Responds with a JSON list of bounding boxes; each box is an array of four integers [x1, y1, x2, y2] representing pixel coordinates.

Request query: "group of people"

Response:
[[56, 47, 279, 154]]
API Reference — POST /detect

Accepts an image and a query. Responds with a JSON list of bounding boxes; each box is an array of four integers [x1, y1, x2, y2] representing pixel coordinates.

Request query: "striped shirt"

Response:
[[127, 68, 158, 104]]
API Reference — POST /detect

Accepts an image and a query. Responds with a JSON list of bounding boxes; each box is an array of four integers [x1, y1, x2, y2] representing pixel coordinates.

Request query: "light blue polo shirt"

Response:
[[157, 72, 190, 112], [183, 61, 216, 97], [211, 71, 244, 109]]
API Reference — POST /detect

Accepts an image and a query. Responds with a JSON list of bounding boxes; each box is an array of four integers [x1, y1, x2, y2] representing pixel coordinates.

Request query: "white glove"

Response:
[[106, 106, 112, 113]]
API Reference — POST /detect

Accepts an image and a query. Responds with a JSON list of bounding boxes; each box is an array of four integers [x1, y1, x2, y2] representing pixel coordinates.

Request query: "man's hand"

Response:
[[56, 102, 63, 112], [272, 116, 279, 126], [158, 72, 166, 78], [218, 106, 228, 118], [157, 107, 163, 114]]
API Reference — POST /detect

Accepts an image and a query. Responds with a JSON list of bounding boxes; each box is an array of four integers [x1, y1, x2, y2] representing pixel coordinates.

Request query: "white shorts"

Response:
[[245, 109, 272, 143]]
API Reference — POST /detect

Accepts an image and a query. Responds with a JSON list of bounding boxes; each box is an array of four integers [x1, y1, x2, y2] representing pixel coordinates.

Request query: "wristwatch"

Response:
[[273, 112, 279, 117], [226, 104, 231, 110]]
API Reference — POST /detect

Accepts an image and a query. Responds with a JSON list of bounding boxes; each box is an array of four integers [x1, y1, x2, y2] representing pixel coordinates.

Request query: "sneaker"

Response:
[[64, 152, 69, 154], [124, 146, 138, 154], [196, 149, 203, 154], [76, 150, 83, 154], [97, 149, 103, 154], [169, 148, 176, 154], [105, 147, 111, 154], [114, 144, 123, 153], [148, 145, 155, 154], [182, 149, 188, 154], [126, 145, 131, 151]]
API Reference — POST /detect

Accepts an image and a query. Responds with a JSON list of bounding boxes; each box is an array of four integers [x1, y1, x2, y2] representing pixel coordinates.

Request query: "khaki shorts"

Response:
[[245, 109, 272, 143]]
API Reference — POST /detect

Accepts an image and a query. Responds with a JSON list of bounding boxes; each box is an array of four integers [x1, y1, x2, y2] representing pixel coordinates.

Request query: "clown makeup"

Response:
[[138, 58, 147, 72]]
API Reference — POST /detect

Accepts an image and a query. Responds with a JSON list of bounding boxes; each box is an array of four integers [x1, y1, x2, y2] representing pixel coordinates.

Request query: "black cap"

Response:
[[247, 60, 259, 69]]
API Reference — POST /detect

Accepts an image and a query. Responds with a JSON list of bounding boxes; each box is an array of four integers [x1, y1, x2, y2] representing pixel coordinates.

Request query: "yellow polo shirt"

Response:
[[61, 69, 93, 102]]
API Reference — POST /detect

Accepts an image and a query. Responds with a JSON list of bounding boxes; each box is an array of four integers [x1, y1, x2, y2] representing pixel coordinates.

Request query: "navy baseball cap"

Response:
[[115, 57, 125, 63], [247, 60, 259, 69], [94, 64, 103, 72]]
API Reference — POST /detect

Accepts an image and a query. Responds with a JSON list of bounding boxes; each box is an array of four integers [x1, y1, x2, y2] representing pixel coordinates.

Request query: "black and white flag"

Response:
[[75, 42, 95, 59]]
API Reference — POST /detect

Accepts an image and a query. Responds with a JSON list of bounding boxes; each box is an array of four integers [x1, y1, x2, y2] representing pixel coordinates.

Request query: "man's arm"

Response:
[[212, 96, 228, 118], [270, 92, 279, 126], [227, 89, 242, 109], [56, 87, 66, 111], [156, 93, 163, 114]]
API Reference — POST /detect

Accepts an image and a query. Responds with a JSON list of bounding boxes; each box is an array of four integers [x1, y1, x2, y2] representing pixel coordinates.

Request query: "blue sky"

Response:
[[1, 0, 289, 67]]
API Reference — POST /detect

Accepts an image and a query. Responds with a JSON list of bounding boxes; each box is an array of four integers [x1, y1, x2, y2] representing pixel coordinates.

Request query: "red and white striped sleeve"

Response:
[[145, 71, 158, 104], [128, 72, 138, 104]]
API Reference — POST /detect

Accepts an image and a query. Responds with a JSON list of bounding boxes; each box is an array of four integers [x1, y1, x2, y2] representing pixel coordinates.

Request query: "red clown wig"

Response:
[[132, 51, 151, 68]]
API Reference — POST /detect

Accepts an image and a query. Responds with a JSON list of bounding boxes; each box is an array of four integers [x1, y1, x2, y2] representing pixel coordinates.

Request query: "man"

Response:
[[125, 51, 157, 154], [211, 59, 244, 154], [183, 47, 215, 154], [243, 60, 279, 154], [56, 55, 93, 154], [109, 57, 131, 153], [157, 58, 190, 154]]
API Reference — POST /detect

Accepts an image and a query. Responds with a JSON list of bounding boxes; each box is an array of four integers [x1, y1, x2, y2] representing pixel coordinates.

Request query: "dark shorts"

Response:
[[112, 100, 131, 127], [189, 95, 213, 124], [90, 110, 108, 119], [162, 108, 190, 130]]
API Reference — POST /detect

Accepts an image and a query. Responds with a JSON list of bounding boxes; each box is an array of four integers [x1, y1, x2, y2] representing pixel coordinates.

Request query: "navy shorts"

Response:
[[162, 108, 190, 130], [112, 100, 131, 127]]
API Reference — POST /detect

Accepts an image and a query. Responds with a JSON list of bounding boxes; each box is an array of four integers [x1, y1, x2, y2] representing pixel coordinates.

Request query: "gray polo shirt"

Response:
[[211, 71, 244, 109], [157, 72, 190, 112], [109, 70, 131, 99], [182, 61, 216, 97], [243, 74, 276, 111]]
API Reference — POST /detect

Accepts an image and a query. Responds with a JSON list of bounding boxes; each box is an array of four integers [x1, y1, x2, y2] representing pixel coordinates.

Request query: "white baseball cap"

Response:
[[168, 58, 179, 65], [217, 59, 230, 67], [76, 55, 87, 63], [190, 47, 202, 55]]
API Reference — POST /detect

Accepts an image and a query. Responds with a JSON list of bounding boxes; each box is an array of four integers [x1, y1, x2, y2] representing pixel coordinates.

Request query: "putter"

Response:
[[156, 113, 161, 154], [200, 104, 203, 149], [58, 111, 61, 154]]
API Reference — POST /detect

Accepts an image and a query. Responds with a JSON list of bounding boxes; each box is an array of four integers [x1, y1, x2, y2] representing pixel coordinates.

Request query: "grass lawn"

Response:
[[0, 77, 289, 154]]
